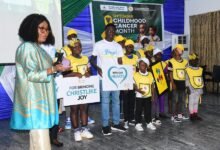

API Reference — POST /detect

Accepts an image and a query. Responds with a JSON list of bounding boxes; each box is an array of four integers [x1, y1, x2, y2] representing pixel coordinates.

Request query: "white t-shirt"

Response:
[[92, 39, 123, 69]]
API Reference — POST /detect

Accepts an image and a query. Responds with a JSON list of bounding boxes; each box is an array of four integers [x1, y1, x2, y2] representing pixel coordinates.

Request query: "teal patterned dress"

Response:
[[10, 42, 59, 130]]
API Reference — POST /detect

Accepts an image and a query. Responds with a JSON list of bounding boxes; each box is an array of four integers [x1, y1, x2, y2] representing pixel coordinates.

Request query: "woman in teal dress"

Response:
[[10, 14, 70, 150]]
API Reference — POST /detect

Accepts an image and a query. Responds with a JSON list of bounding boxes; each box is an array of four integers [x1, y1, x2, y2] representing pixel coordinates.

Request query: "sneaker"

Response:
[[177, 114, 183, 119], [111, 124, 127, 132], [171, 116, 182, 123], [74, 130, 82, 142], [65, 117, 71, 130], [124, 121, 129, 129], [129, 120, 136, 126], [81, 127, 94, 139], [152, 118, 162, 126], [88, 117, 95, 125], [147, 122, 156, 130], [135, 123, 144, 131], [182, 115, 189, 120], [102, 126, 112, 136]]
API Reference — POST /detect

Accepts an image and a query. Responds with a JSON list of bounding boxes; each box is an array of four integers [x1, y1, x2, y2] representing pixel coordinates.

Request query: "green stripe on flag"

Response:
[[0, 66, 4, 76]]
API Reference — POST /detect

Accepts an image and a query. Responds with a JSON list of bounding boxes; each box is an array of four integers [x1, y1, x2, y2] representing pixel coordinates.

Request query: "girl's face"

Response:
[[125, 45, 134, 54], [139, 24, 145, 34], [139, 61, 147, 73], [37, 21, 49, 44], [72, 42, 82, 55], [149, 27, 155, 36]]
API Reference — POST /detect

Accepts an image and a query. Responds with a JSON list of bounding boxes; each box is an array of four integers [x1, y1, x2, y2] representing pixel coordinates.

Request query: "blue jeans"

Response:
[[100, 81, 120, 127]]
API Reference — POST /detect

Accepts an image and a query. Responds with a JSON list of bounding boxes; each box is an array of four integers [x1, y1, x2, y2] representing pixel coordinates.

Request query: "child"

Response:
[[186, 53, 203, 121], [152, 48, 169, 119], [137, 23, 147, 43], [147, 25, 160, 42], [122, 39, 138, 129], [168, 44, 189, 122], [63, 29, 78, 57], [136, 36, 154, 62], [134, 58, 156, 131], [65, 39, 94, 141], [63, 29, 95, 130]]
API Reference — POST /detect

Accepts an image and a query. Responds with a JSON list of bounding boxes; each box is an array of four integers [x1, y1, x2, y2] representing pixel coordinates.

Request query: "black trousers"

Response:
[[135, 97, 152, 124], [122, 90, 135, 122], [50, 125, 59, 140], [50, 99, 60, 140]]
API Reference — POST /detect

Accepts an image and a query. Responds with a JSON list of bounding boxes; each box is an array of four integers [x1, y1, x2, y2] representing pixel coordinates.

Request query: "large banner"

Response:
[[91, 1, 163, 44], [102, 65, 133, 91], [61, 76, 100, 106]]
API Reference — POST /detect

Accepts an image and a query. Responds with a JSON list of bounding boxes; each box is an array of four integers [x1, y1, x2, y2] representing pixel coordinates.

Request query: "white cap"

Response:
[[140, 36, 148, 42], [138, 58, 150, 66], [153, 48, 163, 56]]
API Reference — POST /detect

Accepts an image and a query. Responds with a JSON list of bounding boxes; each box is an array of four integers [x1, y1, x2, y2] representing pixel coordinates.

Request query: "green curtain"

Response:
[[61, 0, 92, 26], [135, 0, 164, 4]]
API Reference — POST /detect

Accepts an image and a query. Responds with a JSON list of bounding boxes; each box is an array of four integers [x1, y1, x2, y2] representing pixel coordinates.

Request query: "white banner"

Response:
[[61, 76, 100, 106], [102, 65, 133, 91]]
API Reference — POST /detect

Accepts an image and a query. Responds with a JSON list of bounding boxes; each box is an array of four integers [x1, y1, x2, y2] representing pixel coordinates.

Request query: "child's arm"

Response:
[[185, 73, 191, 95], [63, 71, 83, 78], [134, 84, 145, 95], [151, 83, 155, 101], [84, 67, 91, 78]]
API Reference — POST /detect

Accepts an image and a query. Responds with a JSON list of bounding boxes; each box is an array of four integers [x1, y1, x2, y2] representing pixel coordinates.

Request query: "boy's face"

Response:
[[105, 26, 116, 40], [125, 45, 134, 54], [155, 52, 162, 61], [139, 24, 145, 34], [149, 27, 155, 36], [139, 61, 147, 73], [72, 42, 82, 55]]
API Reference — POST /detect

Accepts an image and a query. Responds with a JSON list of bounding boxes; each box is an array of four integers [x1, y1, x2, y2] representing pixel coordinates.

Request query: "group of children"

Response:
[[58, 27, 204, 141]]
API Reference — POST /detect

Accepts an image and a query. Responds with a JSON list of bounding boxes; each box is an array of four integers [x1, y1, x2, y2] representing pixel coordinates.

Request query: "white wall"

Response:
[[184, 0, 220, 35]]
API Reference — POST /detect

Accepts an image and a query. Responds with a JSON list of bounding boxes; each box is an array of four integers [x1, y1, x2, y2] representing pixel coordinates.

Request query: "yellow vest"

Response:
[[186, 67, 204, 89], [137, 49, 145, 58], [122, 54, 138, 74], [66, 55, 88, 75], [62, 45, 72, 57], [134, 72, 154, 97], [169, 58, 188, 81]]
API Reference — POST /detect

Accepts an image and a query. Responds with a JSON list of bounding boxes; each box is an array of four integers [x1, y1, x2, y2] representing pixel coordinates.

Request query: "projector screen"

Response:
[[0, 0, 63, 64]]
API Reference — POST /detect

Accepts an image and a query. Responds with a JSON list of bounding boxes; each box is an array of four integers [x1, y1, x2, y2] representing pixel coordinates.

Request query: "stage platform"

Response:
[[1, 94, 220, 150]]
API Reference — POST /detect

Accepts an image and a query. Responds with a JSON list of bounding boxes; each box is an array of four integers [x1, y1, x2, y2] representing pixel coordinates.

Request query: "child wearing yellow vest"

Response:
[[168, 44, 189, 122], [134, 58, 156, 131], [186, 53, 203, 121], [122, 39, 138, 129], [62, 29, 78, 57], [65, 39, 94, 142]]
